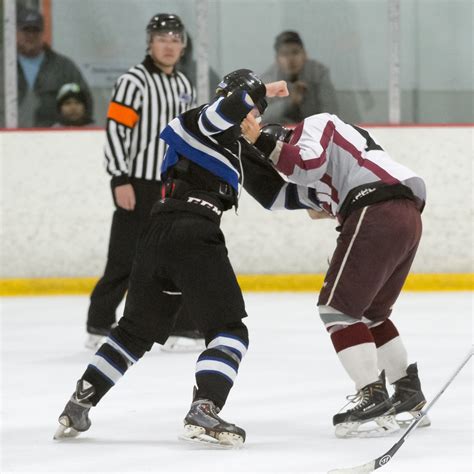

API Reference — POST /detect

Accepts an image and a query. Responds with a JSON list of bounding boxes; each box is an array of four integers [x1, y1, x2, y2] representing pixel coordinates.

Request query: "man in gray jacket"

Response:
[[16, 8, 93, 127], [260, 31, 338, 124]]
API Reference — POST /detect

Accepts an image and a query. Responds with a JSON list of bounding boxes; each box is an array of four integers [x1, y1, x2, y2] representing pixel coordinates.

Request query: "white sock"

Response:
[[337, 342, 379, 390], [377, 336, 408, 384]]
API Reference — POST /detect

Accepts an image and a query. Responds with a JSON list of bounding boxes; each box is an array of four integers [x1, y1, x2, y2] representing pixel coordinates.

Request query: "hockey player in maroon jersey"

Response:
[[240, 112, 429, 438]]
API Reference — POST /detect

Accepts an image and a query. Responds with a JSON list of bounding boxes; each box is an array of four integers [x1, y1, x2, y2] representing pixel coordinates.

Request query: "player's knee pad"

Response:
[[318, 305, 361, 334]]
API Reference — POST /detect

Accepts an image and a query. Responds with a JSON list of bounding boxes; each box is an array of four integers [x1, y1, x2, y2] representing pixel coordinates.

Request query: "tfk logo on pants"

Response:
[[351, 187, 376, 203], [187, 197, 223, 216]]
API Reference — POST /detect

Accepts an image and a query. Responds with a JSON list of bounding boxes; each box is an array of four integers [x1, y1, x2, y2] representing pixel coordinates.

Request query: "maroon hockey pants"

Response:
[[318, 198, 422, 324]]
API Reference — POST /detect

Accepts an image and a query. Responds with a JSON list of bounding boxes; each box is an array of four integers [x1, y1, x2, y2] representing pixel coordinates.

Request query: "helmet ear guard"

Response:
[[215, 69, 267, 114]]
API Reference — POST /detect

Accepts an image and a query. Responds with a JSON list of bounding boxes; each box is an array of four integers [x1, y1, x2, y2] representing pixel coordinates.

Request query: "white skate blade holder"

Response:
[[161, 336, 205, 353], [85, 333, 107, 350], [179, 424, 244, 449], [54, 424, 80, 439], [396, 411, 431, 428], [335, 414, 400, 439], [53, 417, 81, 440]]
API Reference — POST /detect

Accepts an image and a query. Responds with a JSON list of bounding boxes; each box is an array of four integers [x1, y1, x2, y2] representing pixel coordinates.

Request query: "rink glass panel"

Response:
[[1, 0, 472, 127]]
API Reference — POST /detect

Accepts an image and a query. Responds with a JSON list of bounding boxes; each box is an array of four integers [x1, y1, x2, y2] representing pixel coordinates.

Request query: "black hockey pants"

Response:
[[82, 198, 249, 409]]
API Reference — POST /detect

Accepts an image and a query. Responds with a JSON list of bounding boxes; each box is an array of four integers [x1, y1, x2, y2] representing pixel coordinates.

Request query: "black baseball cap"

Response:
[[274, 31, 304, 51], [17, 8, 44, 31]]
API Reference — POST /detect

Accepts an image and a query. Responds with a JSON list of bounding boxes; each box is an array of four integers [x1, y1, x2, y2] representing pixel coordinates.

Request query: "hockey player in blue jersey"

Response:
[[54, 70, 288, 447]]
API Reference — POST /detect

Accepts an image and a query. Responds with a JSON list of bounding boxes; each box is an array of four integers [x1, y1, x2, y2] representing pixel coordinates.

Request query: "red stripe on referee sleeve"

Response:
[[330, 322, 374, 353]]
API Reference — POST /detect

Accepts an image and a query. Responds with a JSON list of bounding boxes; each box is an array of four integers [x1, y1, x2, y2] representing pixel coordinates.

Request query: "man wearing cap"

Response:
[[261, 30, 338, 124], [16, 8, 93, 127]]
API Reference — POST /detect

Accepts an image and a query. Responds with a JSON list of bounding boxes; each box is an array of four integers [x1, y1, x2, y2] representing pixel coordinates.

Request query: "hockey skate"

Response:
[[85, 325, 109, 350], [85, 324, 115, 350], [390, 363, 431, 428], [161, 330, 205, 353], [333, 375, 399, 438], [53, 380, 94, 440], [180, 399, 245, 448]]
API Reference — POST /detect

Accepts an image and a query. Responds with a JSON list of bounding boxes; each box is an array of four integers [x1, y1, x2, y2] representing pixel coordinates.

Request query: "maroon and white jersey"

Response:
[[267, 113, 426, 217]]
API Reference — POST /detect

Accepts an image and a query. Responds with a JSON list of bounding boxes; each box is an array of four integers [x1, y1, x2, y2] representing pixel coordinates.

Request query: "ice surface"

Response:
[[1, 292, 472, 473]]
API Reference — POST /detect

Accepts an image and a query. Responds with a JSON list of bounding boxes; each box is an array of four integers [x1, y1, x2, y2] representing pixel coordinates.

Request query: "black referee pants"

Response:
[[87, 179, 198, 334]]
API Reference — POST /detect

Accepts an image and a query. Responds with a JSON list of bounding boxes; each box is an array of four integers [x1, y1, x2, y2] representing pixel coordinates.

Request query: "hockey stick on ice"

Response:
[[328, 345, 473, 474]]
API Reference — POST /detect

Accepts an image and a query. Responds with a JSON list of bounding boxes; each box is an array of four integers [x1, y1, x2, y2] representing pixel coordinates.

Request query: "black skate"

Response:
[[180, 399, 246, 448], [391, 363, 430, 428], [53, 380, 94, 440], [333, 374, 399, 438]]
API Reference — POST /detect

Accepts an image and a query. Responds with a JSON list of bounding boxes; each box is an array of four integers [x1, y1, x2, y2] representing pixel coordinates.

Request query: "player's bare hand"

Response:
[[241, 113, 261, 144], [307, 209, 335, 220], [114, 184, 136, 211], [265, 81, 289, 98]]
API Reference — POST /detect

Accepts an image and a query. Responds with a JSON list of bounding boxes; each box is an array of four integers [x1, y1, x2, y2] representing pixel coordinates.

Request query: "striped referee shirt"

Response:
[[104, 55, 195, 185]]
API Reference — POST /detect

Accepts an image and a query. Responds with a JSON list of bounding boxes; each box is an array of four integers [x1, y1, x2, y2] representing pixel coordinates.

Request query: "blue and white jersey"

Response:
[[160, 91, 256, 192]]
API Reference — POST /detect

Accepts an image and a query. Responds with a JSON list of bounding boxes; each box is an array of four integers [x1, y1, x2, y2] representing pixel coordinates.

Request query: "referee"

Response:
[[86, 13, 202, 351]]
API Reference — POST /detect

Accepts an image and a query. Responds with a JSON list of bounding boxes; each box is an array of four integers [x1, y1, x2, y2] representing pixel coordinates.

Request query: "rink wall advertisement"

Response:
[[1, 126, 472, 292]]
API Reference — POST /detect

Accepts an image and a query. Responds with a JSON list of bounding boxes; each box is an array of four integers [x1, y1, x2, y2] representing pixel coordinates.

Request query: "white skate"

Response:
[[161, 335, 205, 353]]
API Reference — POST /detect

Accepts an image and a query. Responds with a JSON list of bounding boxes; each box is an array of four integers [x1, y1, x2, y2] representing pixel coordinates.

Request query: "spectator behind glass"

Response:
[[52, 83, 94, 127], [260, 31, 338, 124], [177, 33, 220, 101], [16, 8, 93, 127]]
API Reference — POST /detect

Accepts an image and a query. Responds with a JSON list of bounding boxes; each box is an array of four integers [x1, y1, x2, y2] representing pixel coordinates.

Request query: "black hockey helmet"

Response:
[[215, 69, 268, 114], [146, 13, 187, 45], [261, 123, 293, 143]]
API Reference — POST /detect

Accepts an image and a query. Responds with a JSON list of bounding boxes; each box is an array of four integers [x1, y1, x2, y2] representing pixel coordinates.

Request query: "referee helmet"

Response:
[[146, 13, 187, 46]]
